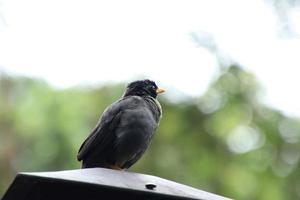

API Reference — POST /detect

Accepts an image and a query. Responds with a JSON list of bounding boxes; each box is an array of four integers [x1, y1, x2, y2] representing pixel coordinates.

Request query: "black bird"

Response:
[[77, 79, 165, 170]]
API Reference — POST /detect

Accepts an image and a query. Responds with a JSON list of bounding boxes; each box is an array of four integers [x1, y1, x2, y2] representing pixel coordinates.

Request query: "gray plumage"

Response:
[[77, 80, 164, 169]]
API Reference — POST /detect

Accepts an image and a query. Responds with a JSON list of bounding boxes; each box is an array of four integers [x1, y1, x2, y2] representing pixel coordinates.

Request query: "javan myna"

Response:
[[77, 79, 165, 170]]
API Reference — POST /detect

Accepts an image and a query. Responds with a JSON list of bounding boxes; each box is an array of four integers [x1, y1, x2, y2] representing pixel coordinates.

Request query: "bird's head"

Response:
[[123, 79, 165, 98]]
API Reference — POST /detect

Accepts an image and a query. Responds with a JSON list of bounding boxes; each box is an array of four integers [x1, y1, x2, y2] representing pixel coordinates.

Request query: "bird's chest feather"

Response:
[[112, 108, 156, 159], [117, 108, 156, 137], [113, 97, 161, 153]]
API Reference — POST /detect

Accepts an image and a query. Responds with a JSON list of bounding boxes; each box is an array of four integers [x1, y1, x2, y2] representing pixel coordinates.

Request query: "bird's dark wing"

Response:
[[77, 96, 140, 161]]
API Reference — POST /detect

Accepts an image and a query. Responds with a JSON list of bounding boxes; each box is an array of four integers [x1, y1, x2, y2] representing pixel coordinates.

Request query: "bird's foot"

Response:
[[109, 165, 123, 170]]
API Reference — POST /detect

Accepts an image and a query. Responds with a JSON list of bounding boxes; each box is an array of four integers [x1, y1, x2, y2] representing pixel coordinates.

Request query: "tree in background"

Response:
[[0, 65, 299, 200]]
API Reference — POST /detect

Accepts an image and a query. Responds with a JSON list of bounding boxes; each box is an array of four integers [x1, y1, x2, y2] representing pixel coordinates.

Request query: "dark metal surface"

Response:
[[3, 168, 232, 200]]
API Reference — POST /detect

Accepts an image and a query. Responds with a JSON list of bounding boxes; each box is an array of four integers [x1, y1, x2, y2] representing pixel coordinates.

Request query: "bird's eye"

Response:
[[152, 85, 156, 90]]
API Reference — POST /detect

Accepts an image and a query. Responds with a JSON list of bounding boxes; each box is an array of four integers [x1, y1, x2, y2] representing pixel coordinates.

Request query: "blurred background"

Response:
[[1, 0, 300, 199]]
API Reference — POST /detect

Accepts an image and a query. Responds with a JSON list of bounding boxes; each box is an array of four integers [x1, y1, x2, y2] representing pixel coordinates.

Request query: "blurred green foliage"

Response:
[[0, 66, 299, 200]]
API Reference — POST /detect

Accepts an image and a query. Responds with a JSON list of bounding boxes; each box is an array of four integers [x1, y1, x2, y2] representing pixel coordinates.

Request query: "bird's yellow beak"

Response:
[[156, 88, 165, 94]]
